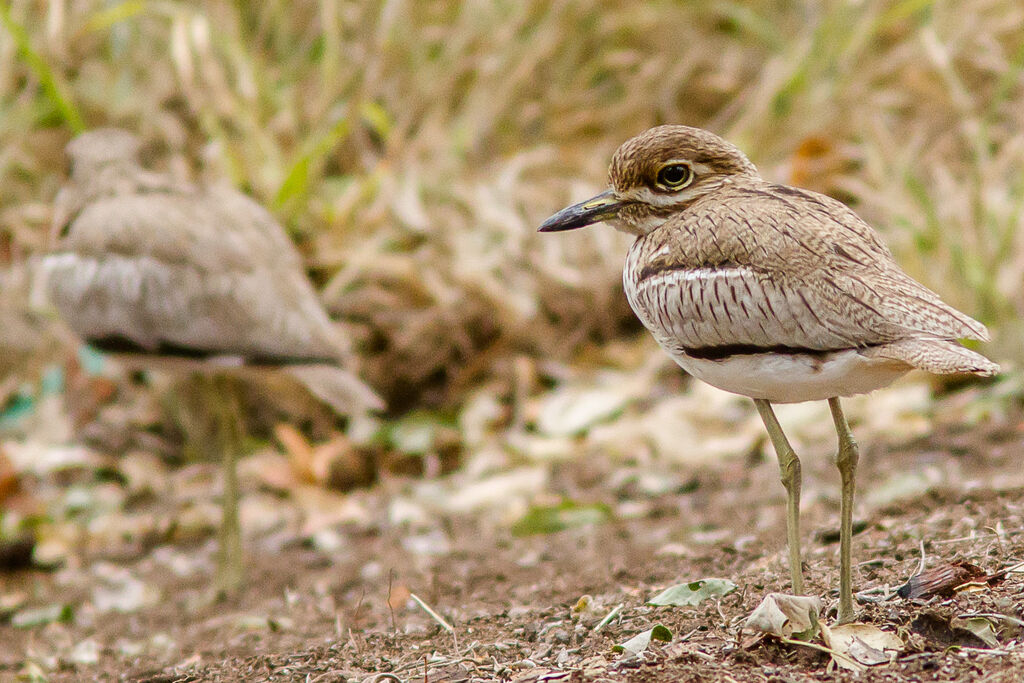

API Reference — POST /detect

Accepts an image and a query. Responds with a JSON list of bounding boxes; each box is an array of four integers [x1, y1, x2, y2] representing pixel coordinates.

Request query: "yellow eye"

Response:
[[655, 163, 693, 190]]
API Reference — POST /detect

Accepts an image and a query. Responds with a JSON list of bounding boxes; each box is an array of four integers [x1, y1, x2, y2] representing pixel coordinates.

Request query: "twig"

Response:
[[854, 585, 896, 604], [684, 647, 717, 662], [360, 675, 402, 683], [387, 569, 398, 632], [930, 529, 1024, 546], [410, 593, 454, 634], [594, 603, 623, 632], [995, 559, 1024, 576], [678, 627, 701, 642], [954, 646, 1014, 656], [984, 523, 1006, 555], [779, 636, 862, 671], [897, 652, 937, 663]]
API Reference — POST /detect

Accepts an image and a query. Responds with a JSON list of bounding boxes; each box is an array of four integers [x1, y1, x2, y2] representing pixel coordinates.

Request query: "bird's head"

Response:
[[64, 128, 143, 179], [538, 125, 758, 237]]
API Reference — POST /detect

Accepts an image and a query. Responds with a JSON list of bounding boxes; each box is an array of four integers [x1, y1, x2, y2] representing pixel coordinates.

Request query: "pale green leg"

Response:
[[828, 397, 859, 624], [206, 374, 244, 596], [754, 399, 804, 595]]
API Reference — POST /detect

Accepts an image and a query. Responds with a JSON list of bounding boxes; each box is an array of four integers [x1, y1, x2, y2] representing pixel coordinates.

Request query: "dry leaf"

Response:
[[534, 386, 630, 437], [274, 423, 315, 483], [387, 582, 411, 611], [743, 593, 822, 639], [911, 611, 999, 649], [821, 622, 903, 671], [951, 616, 1000, 647]]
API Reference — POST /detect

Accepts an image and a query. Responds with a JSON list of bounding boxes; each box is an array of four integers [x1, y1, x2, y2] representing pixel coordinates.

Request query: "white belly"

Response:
[[667, 347, 911, 404]]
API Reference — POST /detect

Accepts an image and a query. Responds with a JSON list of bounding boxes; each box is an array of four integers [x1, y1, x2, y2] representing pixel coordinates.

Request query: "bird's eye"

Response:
[[655, 163, 694, 190]]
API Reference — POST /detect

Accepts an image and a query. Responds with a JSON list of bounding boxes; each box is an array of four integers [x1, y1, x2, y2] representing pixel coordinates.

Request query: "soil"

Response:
[[2, 401, 1023, 682]]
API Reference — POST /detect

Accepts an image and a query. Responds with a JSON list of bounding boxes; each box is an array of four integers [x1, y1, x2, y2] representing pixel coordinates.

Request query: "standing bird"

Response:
[[44, 128, 382, 594], [539, 125, 998, 622]]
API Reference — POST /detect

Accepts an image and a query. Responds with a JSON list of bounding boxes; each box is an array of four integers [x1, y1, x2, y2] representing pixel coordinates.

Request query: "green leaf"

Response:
[[510, 501, 611, 536], [274, 116, 351, 209], [612, 624, 672, 656], [11, 603, 73, 628], [85, 0, 147, 31], [360, 101, 393, 140], [647, 578, 737, 607], [650, 624, 672, 642]]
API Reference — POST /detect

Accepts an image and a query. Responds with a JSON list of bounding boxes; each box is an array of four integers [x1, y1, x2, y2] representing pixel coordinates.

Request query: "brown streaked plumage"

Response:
[[43, 128, 382, 593], [539, 124, 998, 623]]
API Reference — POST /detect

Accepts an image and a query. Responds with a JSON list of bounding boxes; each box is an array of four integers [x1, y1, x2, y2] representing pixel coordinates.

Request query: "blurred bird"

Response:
[[43, 128, 383, 593], [539, 125, 998, 622]]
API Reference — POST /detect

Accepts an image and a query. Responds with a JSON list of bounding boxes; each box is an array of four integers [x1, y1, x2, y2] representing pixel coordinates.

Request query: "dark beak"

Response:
[[538, 189, 622, 232]]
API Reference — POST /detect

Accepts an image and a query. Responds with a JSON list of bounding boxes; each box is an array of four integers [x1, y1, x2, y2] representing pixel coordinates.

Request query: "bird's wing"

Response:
[[55, 190, 303, 273], [624, 184, 988, 353], [45, 189, 349, 363], [202, 184, 307, 270]]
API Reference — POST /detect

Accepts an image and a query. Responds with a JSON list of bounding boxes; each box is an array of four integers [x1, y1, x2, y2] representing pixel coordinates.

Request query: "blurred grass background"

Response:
[[1, 0, 1022, 423]]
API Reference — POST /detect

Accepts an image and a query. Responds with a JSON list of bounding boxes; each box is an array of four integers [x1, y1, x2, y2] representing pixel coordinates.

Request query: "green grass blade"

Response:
[[274, 116, 352, 209], [0, 3, 85, 133]]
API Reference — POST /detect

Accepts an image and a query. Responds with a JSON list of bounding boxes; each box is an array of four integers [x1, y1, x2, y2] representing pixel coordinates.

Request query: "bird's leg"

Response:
[[753, 399, 804, 595], [210, 373, 244, 596], [828, 397, 859, 623]]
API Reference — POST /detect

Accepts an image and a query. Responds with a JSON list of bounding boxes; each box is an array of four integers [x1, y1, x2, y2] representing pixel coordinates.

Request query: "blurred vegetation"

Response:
[[2, 0, 1022, 416]]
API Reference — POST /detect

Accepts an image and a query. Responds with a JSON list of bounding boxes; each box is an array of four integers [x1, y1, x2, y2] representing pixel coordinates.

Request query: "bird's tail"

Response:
[[866, 339, 1000, 376], [286, 365, 385, 415]]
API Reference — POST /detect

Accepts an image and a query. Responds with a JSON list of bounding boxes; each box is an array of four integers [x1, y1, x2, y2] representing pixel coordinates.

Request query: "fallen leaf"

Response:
[[864, 470, 935, 507], [386, 410, 453, 454], [952, 616, 1000, 648], [612, 624, 672, 657], [401, 529, 451, 556], [911, 611, 997, 649], [3, 440, 101, 476], [248, 451, 301, 493], [535, 386, 630, 437], [570, 594, 594, 616], [274, 423, 315, 483], [821, 622, 902, 671], [511, 500, 611, 536], [438, 467, 548, 515], [387, 582, 412, 611], [647, 578, 737, 607], [11, 603, 73, 628], [0, 591, 27, 616], [66, 639, 100, 666], [91, 562, 161, 613], [744, 593, 821, 639]]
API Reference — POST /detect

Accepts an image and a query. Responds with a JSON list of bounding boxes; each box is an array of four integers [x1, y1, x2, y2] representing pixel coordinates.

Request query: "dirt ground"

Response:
[[2, 387, 1024, 682]]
